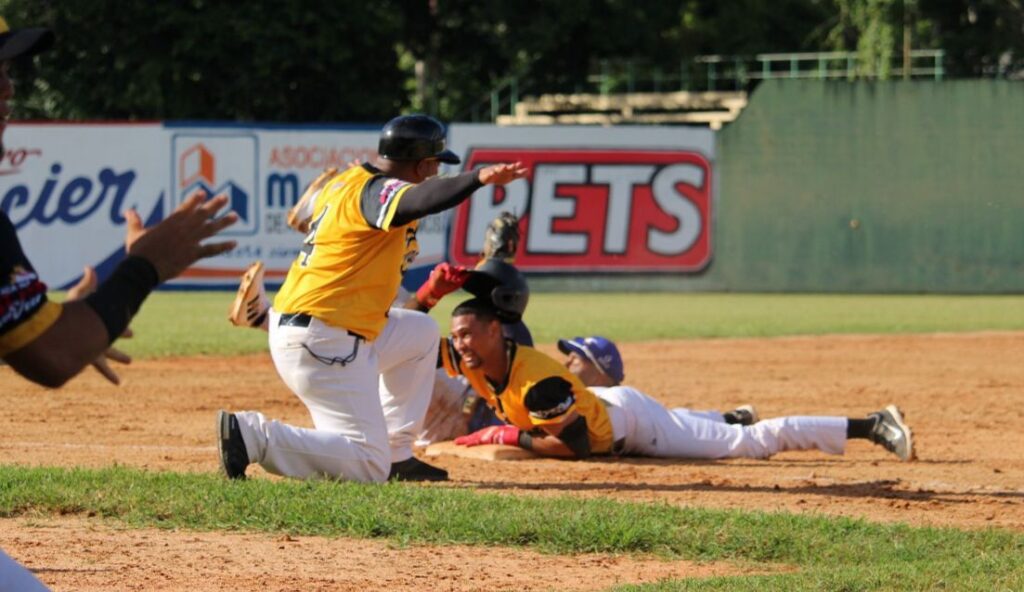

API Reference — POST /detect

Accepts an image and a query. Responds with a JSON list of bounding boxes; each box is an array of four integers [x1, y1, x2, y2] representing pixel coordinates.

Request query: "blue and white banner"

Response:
[[2, 122, 452, 290], [3, 121, 715, 290]]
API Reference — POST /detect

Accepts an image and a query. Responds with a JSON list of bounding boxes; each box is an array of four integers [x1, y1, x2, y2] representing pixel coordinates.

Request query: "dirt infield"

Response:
[[2, 332, 1023, 590]]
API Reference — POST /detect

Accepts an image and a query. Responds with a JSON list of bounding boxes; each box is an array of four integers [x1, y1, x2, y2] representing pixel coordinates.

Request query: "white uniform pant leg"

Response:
[[417, 370, 473, 446], [672, 408, 726, 423], [0, 548, 50, 591], [239, 310, 390, 483], [372, 307, 440, 462], [600, 387, 848, 459]]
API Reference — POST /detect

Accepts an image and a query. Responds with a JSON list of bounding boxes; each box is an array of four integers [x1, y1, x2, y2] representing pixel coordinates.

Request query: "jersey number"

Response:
[[299, 206, 329, 267]]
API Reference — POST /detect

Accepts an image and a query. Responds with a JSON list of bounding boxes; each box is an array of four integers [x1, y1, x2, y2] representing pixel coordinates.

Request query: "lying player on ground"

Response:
[[445, 298, 915, 461]]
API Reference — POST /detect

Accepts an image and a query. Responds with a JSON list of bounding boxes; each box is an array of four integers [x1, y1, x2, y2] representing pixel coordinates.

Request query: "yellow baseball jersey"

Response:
[[274, 164, 419, 340], [441, 340, 615, 454], [0, 211, 62, 357]]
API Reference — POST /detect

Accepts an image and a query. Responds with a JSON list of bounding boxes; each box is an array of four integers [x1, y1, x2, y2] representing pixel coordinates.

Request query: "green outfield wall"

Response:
[[715, 79, 1024, 293]]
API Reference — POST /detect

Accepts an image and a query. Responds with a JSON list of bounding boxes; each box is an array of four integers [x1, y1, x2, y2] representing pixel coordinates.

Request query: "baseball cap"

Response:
[[557, 336, 624, 384], [0, 17, 54, 61]]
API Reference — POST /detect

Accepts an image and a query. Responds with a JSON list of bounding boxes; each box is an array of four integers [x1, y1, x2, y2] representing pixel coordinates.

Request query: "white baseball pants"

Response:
[[0, 548, 50, 591], [591, 386, 847, 459], [416, 370, 474, 446], [235, 307, 439, 483]]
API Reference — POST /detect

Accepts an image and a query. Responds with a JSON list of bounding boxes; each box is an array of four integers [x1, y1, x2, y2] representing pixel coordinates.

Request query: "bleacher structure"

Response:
[[484, 50, 944, 129], [495, 91, 746, 129]]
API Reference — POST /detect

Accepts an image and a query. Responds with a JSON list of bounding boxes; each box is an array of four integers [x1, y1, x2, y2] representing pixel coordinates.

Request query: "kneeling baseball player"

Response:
[[445, 298, 915, 462], [216, 115, 528, 484], [227, 210, 536, 447]]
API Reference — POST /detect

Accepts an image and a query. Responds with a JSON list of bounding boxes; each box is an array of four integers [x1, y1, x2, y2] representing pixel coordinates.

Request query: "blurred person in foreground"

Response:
[[0, 17, 238, 590]]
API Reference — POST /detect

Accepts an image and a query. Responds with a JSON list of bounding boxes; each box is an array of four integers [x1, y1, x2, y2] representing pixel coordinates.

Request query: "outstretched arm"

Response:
[[4, 192, 237, 388], [5, 300, 113, 387], [455, 411, 589, 459], [390, 163, 528, 227], [63, 266, 133, 385]]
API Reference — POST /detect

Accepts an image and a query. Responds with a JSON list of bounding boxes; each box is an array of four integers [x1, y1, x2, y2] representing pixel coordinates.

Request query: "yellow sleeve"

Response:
[[0, 300, 62, 357]]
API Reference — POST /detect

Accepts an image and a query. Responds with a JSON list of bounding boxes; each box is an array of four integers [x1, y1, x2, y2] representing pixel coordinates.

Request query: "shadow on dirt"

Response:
[[460, 478, 1024, 503]]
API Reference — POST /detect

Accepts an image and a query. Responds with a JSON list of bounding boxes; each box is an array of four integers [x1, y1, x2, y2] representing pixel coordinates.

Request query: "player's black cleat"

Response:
[[388, 457, 449, 482], [724, 404, 759, 426], [868, 405, 915, 461], [217, 410, 251, 479]]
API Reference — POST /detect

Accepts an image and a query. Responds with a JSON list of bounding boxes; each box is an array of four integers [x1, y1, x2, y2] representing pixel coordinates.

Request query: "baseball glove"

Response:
[[287, 167, 339, 234], [480, 211, 520, 262], [228, 260, 269, 329]]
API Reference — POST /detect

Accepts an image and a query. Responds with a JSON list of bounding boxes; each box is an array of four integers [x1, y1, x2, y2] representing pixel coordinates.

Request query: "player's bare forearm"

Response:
[[4, 302, 113, 388], [525, 433, 581, 458], [536, 413, 592, 459]]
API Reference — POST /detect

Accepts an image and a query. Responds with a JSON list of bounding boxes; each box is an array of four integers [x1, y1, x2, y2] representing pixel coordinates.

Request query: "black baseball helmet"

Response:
[[463, 258, 529, 323], [378, 114, 460, 164], [0, 18, 54, 61]]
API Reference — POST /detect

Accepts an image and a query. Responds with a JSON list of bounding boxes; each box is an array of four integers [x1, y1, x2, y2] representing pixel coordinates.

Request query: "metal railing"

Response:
[[463, 77, 522, 123], [467, 49, 946, 122], [695, 49, 945, 90]]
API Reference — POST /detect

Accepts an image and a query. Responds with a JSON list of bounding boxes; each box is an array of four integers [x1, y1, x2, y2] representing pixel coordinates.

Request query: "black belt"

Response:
[[278, 312, 312, 327], [278, 313, 366, 340]]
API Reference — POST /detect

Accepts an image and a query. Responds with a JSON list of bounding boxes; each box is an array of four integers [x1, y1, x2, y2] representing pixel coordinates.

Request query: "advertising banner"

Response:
[[165, 125, 381, 287], [3, 122, 715, 291], [445, 125, 714, 272], [2, 122, 452, 290], [2, 123, 167, 289]]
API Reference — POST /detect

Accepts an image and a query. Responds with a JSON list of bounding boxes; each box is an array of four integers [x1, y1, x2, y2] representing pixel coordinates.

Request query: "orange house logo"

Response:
[[173, 136, 258, 235], [179, 143, 216, 189]]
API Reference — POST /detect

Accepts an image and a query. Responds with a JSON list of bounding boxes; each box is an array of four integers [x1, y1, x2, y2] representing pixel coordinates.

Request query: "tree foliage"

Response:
[[1, 0, 407, 121], [0, 0, 1020, 122]]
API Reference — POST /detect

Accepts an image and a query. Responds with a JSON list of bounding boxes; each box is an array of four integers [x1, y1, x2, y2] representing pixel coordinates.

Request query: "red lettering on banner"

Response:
[[268, 146, 377, 169], [449, 149, 712, 272], [0, 148, 43, 175]]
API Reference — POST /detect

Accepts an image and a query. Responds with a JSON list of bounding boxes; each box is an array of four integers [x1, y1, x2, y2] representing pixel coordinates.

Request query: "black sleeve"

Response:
[[523, 377, 576, 420], [390, 170, 483, 227], [555, 415, 592, 459]]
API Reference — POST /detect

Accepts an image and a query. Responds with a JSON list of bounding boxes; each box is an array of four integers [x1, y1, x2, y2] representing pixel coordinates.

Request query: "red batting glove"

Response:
[[416, 262, 470, 309], [454, 425, 522, 447]]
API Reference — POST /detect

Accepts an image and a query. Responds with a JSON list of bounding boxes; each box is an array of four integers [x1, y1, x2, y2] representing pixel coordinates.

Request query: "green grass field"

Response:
[[29, 290, 1024, 589], [2, 465, 1022, 590], [109, 291, 1024, 358]]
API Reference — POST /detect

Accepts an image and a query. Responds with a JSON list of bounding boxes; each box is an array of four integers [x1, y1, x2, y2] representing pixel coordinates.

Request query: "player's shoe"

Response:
[[869, 405, 915, 461], [217, 410, 251, 480], [728, 404, 760, 426], [228, 261, 270, 329], [388, 457, 449, 482]]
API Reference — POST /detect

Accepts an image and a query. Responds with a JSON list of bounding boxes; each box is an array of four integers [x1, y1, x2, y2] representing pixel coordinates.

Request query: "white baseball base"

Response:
[[423, 441, 537, 461]]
